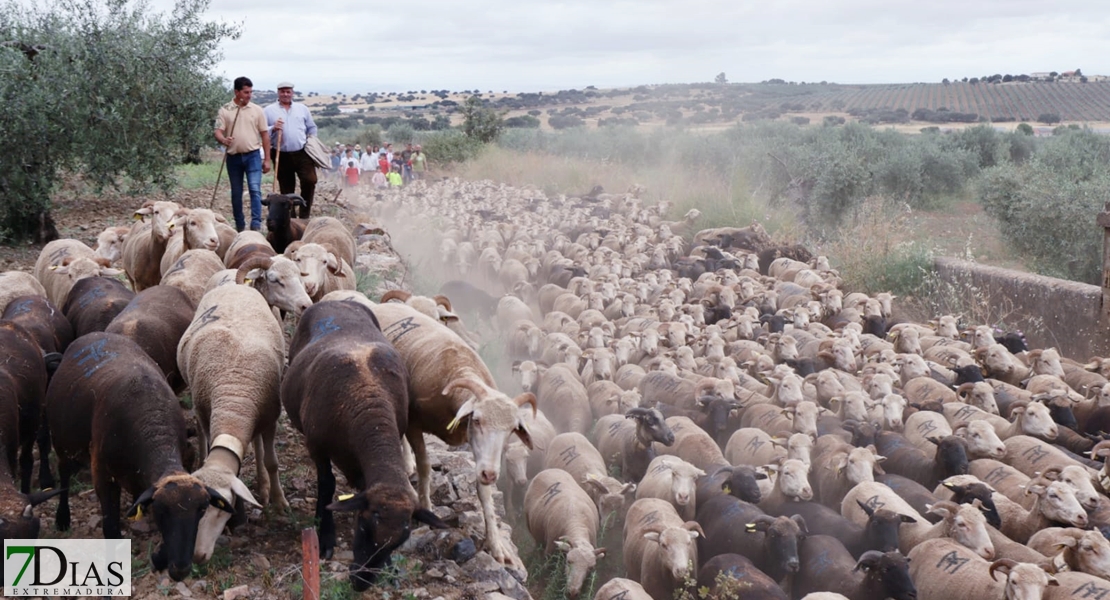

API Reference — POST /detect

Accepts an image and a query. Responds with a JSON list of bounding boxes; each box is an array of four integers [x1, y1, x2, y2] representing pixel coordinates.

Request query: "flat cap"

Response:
[[276, 81, 294, 89]]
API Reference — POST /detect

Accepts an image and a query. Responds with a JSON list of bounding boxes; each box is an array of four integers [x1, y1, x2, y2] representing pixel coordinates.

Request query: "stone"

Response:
[[230, 536, 251, 550], [250, 554, 270, 570], [175, 581, 192, 597], [222, 584, 249, 600], [191, 580, 208, 592], [129, 518, 154, 533], [334, 550, 354, 562], [426, 568, 444, 578]]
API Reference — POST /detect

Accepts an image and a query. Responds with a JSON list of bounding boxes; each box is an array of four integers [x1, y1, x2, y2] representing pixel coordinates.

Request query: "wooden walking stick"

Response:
[[271, 129, 283, 193], [208, 104, 242, 210]]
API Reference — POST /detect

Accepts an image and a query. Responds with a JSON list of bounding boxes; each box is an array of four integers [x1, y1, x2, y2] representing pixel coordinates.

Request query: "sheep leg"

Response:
[[478, 482, 525, 573], [55, 459, 73, 531], [253, 435, 270, 504], [18, 436, 34, 495], [36, 423, 54, 490], [259, 425, 289, 510], [407, 426, 432, 509], [95, 473, 122, 540], [314, 456, 337, 560]]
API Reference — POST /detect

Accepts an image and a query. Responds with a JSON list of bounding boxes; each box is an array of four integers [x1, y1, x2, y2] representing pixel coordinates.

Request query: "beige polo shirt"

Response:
[[215, 101, 268, 155]]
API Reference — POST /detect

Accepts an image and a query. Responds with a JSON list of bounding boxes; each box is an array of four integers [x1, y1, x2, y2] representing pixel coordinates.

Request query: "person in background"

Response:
[[214, 76, 271, 232], [378, 151, 390, 175], [353, 144, 362, 160], [265, 81, 318, 218], [401, 143, 414, 183], [360, 146, 377, 178], [386, 165, 403, 188], [411, 145, 427, 180], [345, 160, 360, 187], [330, 148, 342, 182], [371, 168, 387, 189]]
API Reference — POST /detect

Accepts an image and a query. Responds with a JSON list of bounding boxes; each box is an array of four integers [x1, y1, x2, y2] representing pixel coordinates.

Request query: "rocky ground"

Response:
[[1, 180, 533, 600]]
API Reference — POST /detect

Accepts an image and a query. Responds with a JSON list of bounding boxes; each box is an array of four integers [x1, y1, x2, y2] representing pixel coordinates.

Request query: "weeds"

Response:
[[191, 545, 233, 578], [824, 197, 935, 298]]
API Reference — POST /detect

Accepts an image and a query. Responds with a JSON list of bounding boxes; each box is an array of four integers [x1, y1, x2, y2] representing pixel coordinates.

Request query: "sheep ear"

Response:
[[229, 477, 262, 509], [126, 487, 156, 518], [445, 398, 476, 433], [554, 538, 572, 552], [326, 493, 369, 513], [643, 532, 661, 542]]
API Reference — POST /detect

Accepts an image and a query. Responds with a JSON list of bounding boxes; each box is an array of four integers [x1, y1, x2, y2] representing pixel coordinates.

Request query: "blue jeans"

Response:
[[226, 151, 263, 230]]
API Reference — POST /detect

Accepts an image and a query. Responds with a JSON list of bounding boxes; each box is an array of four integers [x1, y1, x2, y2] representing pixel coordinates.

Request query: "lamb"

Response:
[[160, 249, 226, 307], [544, 432, 636, 522], [0, 322, 50, 494], [261, 193, 307, 253], [177, 284, 290, 563], [623, 498, 702, 600], [908, 539, 1056, 600], [289, 242, 355, 301], [0, 271, 47, 314], [842, 483, 995, 558], [46, 332, 229, 581], [299, 216, 356, 267], [158, 208, 227, 276], [1028, 528, 1110, 579], [105, 285, 195, 394], [793, 536, 917, 600], [593, 407, 675, 482], [364, 299, 538, 570], [524, 469, 606, 600], [33, 238, 122, 308], [635, 455, 706, 521], [281, 301, 447, 590], [121, 200, 184, 291], [93, 225, 131, 264], [696, 554, 788, 600], [537, 363, 594, 435], [234, 255, 313, 316]]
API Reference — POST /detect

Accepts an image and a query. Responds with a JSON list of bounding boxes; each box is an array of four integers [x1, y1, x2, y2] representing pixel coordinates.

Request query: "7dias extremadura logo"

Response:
[[4, 539, 131, 596]]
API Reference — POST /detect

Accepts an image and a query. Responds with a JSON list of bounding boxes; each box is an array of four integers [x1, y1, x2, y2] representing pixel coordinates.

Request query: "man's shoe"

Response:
[[250, 224, 262, 231]]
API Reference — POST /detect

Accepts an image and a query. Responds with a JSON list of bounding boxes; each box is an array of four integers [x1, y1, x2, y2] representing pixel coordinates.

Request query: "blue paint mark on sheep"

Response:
[[607, 592, 629, 600], [6, 299, 33, 316], [194, 305, 220, 330], [983, 466, 1011, 486], [953, 405, 977, 421], [917, 419, 938, 434], [309, 316, 341, 344], [1073, 581, 1110, 599], [165, 254, 189, 277], [48, 246, 70, 263], [74, 338, 118, 378], [746, 436, 765, 452], [77, 286, 106, 309]]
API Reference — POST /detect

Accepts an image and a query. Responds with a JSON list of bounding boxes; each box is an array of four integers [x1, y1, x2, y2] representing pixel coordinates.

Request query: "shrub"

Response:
[[387, 123, 415, 144], [1037, 113, 1061, 124], [418, 130, 484, 164], [460, 95, 503, 142], [504, 115, 541, 129], [549, 115, 585, 129]]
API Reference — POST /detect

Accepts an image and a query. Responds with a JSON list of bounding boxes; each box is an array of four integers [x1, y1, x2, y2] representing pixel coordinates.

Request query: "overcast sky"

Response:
[[165, 0, 1109, 94]]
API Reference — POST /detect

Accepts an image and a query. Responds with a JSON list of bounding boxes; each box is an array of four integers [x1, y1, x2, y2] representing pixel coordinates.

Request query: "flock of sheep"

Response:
[[4, 177, 1110, 600]]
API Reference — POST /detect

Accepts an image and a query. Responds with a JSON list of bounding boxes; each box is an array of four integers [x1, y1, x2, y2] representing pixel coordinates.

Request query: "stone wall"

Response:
[[933, 257, 1109, 359]]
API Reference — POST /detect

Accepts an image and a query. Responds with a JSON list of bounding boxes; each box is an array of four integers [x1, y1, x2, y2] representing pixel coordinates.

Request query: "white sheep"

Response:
[[0, 271, 47, 314], [524, 469, 605, 599], [33, 239, 121, 308], [288, 242, 354, 302], [121, 200, 183, 291], [160, 250, 225, 308], [634, 455, 705, 521]]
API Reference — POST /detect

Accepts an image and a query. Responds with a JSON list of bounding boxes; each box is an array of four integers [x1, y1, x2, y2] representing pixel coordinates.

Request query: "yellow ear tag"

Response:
[[337, 493, 355, 501], [242, 278, 252, 285], [130, 505, 143, 521], [722, 484, 731, 495], [132, 213, 143, 221], [446, 417, 461, 433], [744, 523, 756, 532]]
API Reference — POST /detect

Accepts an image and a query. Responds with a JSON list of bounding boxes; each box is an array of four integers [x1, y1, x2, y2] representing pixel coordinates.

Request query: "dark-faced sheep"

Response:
[[46, 332, 230, 581], [282, 301, 447, 590]]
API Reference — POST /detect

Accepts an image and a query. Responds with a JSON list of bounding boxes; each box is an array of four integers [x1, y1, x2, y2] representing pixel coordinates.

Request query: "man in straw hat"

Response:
[[215, 76, 271, 232], [265, 81, 319, 218]]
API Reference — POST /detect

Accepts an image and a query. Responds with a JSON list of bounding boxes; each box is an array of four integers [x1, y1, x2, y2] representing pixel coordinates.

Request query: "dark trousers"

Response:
[[272, 148, 317, 218]]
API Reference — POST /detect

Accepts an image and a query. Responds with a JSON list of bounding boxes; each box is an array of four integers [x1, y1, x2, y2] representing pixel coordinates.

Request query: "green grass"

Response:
[[174, 159, 278, 191]]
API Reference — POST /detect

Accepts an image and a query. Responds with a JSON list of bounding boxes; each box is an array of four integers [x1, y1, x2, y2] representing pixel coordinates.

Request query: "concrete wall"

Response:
[[933, 257, 1108, 360]]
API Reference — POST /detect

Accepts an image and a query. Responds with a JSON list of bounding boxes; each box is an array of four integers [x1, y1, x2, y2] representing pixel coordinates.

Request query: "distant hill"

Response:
[[291, 79, 1110, 134]]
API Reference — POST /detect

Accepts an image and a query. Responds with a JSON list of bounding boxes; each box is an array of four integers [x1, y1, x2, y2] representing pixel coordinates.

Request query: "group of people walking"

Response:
[[330, 142, 427, 188], [213, 76, 425, 232]]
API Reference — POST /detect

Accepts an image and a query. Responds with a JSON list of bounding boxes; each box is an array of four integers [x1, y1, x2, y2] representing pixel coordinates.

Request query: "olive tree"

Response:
[[0, 0, 238, 241], [461, 95, 503, 143]]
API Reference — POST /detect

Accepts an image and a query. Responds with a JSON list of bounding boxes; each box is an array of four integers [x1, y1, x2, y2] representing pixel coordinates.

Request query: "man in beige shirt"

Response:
[[214, 76, 271, 232]]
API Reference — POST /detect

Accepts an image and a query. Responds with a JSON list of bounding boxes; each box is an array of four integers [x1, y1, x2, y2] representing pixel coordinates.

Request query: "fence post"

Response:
[[302, 528, 320, 600], [1099, 204, 1110, 330]]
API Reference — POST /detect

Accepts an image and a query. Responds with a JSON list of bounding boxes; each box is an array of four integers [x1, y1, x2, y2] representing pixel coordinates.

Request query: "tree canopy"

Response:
[[0, 0, 239, 241]]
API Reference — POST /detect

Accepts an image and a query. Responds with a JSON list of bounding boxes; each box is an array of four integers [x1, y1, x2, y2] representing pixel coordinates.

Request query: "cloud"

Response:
[[154, 0, 1110, 91]]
